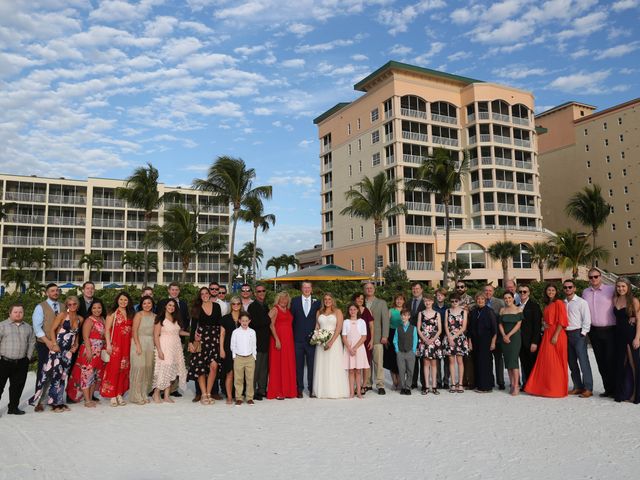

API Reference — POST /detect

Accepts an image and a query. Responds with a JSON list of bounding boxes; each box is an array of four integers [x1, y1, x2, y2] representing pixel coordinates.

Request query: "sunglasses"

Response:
[[451, 299, 459, 302], [588, 275, 600, 279], [456, 286, 465, 289], [256, 289, 266, 293], [241, 289, 251, 292], [518, 290, 528, 294], [231, 302, 241, 306], [209, 287, 219, 291], [563, 286, 574, 290]]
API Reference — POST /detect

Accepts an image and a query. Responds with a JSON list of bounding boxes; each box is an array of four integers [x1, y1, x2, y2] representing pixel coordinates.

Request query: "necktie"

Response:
[[412, 298, 418, 315], [53, 302, 59, 314], [304, 297, 310, 316]]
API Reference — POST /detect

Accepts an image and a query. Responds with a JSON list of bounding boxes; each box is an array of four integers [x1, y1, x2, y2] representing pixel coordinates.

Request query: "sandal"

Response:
[[432, 388, 440, 395], [52, 405, 63, 413], [110, 398, 118, 407], [60, 404, 71, 411], [200, 394, 211, 405], [116, 395, 126, 406], [456, 384, 464, 393], [421, 388, 428, 395], [448, 385, 456, 393]]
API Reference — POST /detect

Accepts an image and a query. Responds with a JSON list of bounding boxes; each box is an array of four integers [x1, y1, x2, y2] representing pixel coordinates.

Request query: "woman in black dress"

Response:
[[613, 278, 640, 403], [188, 287, 222, 405], [468, 293, 497, 392], [219, 296, 241, 405]]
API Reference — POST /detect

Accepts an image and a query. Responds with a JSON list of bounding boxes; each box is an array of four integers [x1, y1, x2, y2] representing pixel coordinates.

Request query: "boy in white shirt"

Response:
[[231, 313, 257, 405]]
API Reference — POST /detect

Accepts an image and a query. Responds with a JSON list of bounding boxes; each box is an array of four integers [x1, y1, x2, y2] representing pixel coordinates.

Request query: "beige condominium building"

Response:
[[0, 174, 230, 289], [536, 98, 639, 275], [314, 61, 563, 287]]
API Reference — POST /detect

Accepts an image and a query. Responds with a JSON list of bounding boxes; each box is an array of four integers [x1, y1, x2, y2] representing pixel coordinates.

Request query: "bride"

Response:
[[313, 293, 349, 398]]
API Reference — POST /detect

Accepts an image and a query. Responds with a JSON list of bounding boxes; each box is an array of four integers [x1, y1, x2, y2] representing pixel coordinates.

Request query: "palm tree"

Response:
[[266, 256, 284, 277], [279, 254, 299, 274], [122, 251, 145, 271], [239, 197, 275, 280], [28, 247, 49, 283], [442, 258, 470, 283], [5, 249, 35, 292], [551, 229, 609, 279], [147, 206, 224, 283], [116, 162, 179, 286], [340, 172, 407, 279], [565, 184, 611, 266], [406, 147, 469, 286], [487, 241, 520, 287], [79, 252, 103, 278], [193, 156, 273, 286], [529, 241, 553, 282]]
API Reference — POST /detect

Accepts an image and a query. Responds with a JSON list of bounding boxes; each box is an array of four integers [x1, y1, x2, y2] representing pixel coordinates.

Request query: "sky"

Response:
[[1, 0, 639, 276]]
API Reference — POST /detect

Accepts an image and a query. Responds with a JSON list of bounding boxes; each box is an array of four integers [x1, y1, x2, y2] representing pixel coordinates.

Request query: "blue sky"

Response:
[[1, 0, 639, 275]]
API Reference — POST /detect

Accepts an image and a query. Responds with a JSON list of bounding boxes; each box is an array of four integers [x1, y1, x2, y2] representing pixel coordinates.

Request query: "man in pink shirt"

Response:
[[581, 268, 616, 397]]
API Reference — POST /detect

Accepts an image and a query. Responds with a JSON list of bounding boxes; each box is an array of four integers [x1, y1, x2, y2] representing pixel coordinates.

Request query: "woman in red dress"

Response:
[[100, 292, 134, 406], [267, 291, 297, 399], [524, 284, 568, 398]]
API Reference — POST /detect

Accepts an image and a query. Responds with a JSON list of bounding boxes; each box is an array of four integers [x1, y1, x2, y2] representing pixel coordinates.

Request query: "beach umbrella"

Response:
[[263, 263, 371, 282], [59, 282, 79, 289], [104, 283, 123, 289]]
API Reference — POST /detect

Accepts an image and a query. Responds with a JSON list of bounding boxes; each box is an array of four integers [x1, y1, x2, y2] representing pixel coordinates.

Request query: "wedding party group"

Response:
[[1, 267, 639, 416]]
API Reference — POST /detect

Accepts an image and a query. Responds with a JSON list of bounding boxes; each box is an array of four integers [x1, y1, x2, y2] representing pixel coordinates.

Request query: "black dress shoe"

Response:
[[192, 394, 202, 403], [254, 393, 264, 401], [498, 385, 506, 390], [378, 388, 386, 395], [406, 389, 412, 396], [410, 384, 418, 389], [296, 392, 303, 399], [170, 391, 182, 397], [7, 408, 26, 415], [92, 395, 100, 402]]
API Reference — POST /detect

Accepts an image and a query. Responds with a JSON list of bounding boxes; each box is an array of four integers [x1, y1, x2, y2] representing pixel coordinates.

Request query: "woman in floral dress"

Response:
[[417, 294, 443, 395], [30, 296, 81, 412], [444, 293, 469, 393], [66, 299, 107, 407], [100, 292, 135, 407], [153, 299, 189, 403]]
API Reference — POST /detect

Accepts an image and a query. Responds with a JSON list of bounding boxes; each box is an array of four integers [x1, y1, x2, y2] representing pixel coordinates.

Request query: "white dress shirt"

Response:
[[564, 295, 592, 335], [216, 299, 229, 316], [230, 327, 257, 359]]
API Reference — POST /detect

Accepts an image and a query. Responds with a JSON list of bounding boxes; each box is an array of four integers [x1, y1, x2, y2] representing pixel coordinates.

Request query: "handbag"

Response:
[[100, 314, 118, 363], [193, 341, 202, 353]]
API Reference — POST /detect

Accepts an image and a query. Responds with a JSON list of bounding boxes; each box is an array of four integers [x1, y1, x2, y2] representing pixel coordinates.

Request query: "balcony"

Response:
[[514, 138, 531, 148], [492, 113, 510, 123], [512, 116, 530, 126], [481, 156, 492, 165], [49, 259, 77, 269], [91, 239, 125, 248], [46, 237, 84, 247], [515, 161, 533, 170], [323, 201, 332, 210], [320, 143, 332, 154], [401, 131, 427, 142], [103, 260, 122, 269], [484, 202, 496, 211], [321, 162, 332, 173], [495, 157, 513, 167], [516, 182, 535, 191], [93, 197, 125, 208], [47, 216, 86, 226], [471, 180, 480, 190], [4, 214, 45, 224], [482, 180, 494, 188], [127, 219, 149, 229], [324, 221, 333, 230], [198, 204, 228, 214], [198, 262, 225, 271], [469, 158, 478, 167], [478, 112, 490, 120], [435, 204, 463, 214], [467, 113, 475, 123], [468, 136, 477, 145], [472, 203, 481, 213], [406, 202, 432, 212], [431, 113, 457, 125], [163, 262, 183, 270], [405, 225, 433, 236], [407, 261, 434, 270], [385, 133, 394, 143], [92, 218, 125, 228], [5, 191, 46, 203], [126, 240, 143, 249], [401, 108, 427, 119], [3, 235, 44, 246], [48, 194, 86, 205], [480, 134, 491, 142], [387, 225, 397, 236], [384, 109, 393, 119], [432, 136, 459, 147], [323, 181, 332, 190], [497, 203, 516, 213], [324, 240, 333, 249], [403, 154, 425, 165], [494, 135, 511, 145], [165, 202, 197, 212], [496, 180, 514, 190], [386, 155, 395, 165], [518, 205, 537, 214]]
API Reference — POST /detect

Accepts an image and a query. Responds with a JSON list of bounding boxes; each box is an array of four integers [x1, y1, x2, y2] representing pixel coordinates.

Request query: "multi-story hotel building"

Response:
[[536, 98, 639, 275], [0, 174, 230, 288], [314, 61, 561, 286]]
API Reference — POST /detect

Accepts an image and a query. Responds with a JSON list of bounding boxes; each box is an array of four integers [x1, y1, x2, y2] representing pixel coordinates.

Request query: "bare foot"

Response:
[[152, 395, 162, 403], [163, 397, 175, 403], [84, 401, 96, 408]]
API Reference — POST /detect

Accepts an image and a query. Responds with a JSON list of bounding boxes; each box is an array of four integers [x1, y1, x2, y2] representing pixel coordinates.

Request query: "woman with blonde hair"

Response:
[[613, 277, 640, 403], [267, 292, 297, 399]]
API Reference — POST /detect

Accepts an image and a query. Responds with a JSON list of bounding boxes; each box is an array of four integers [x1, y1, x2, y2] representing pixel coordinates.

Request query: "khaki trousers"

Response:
[[233, 355, 255, 401]]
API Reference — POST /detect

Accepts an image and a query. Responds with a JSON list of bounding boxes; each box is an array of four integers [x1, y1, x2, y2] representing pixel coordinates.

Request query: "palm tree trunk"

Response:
[[143, 221, 150, 286], [182, 256, 189, 284], [502, 260, 509, 287], [591, 229, 597, 267], [251, 225, 258, 283], [539, 264, 544, 282], [374, 220, 380, 281], [228, 207, 239, 287], [442, 202, 450, 287]]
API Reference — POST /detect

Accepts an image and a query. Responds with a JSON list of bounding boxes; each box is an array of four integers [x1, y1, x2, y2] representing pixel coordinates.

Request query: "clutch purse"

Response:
[[100, 349, 110, 363]]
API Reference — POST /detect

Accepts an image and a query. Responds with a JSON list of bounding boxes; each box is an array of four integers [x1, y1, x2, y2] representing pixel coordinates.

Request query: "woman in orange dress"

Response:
[[524, 284, 568, 398]]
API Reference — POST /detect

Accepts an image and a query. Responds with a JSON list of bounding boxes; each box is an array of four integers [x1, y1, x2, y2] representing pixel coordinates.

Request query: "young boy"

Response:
[[230, 312, 257, 405], [393, 308, 418, 395]]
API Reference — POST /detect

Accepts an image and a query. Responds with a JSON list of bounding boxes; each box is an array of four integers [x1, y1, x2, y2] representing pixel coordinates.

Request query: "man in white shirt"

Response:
[[209, 282, 229, 316], [563, 279, 594, 398]]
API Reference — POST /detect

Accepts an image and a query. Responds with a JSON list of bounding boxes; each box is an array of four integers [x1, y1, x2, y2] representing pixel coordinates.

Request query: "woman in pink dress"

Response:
[[100, 292, 134, 407], [342, 303, 369, 398], [267, 292, 297, 400]]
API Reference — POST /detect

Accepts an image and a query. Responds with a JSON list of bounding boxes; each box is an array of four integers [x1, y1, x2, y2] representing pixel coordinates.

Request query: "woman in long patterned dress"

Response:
[[153, 299, 189, 403], [66, 299, 106, 407], [129, 295, 156, 405], [100, 292, 135, 407], [30, 296, 81, 412], [267, 292, 298, 400], [219, 296, 241, 404], [188, 287, 222, 405], [444, 293, 469, 393], [417, 294, 442, 395], [352, 292, 374, 393]]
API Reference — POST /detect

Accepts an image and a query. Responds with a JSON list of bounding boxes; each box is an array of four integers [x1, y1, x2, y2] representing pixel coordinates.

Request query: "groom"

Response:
[[291, 281, 321, 398]]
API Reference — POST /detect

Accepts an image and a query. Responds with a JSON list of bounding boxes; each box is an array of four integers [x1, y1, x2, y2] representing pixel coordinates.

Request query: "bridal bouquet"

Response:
[[309, 328, 333, 346]]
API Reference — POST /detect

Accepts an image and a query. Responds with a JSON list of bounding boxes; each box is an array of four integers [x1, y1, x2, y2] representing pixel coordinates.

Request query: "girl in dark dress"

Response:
[[613, 278, 640, 403], [468, 293, 497, 392], [219, 296, 241, 405], [188, 287, 222, 405]]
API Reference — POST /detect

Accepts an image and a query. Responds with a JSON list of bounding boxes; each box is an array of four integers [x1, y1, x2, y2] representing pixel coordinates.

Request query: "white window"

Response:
[[347, 123, 351, 135], [372, 152, 380, 166], [348, 144, 352, 156], [371, 131, 380, 144], [588, 177, 592, 184], [358, 160, 362, 172], [360, 226, 364, 238], [603, 122, 608, 130], [350, 228, 354, 240], [584, 128, 588, 135], [620, 134, 624, 142], [348, 165, 352, 176], [623, 168, 627, 176], [585, 145, 590, 152], [618, 117, 622, 125], [360, 257, 365, 270], [607, 172, 612, 180], [357, 118, 361, 130], [606, 155, 611, 163], [631, 257, 635, 265], [627, 221, 631, 229], [612, 223, 616, 231], [350, 259, 354, 270], [621, 151, 626, 159], [613, 241, 617, 248], [586, 161, 591, 168], [614, 258, 619, 266], [624, 186, 628, 194], [371, 108, 379, 122], [609, 189, 613, 197], [357, 139, 362, 151], [629, 239, 634, 247], [604, 139, 609, 146], [625, 203, 630, 212]]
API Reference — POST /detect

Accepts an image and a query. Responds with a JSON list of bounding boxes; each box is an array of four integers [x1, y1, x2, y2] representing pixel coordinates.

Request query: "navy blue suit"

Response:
[[291, 296, 321, 394]]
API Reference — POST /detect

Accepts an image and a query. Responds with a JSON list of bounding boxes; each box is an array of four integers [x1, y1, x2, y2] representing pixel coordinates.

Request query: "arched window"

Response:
[[400, 95, 427, 119], [456, 243, 485, 269], [513, 243, 532, 268]]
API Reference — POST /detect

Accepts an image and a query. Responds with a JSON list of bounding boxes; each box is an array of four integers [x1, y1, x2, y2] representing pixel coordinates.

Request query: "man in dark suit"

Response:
[[157, 282, 191, 398], [247, 284, 270, 400], [409, 282, 426, 390], [68, 281, 97, 403], [484, 284, 506, 389], [518, 284, 542, 385], [290, 281, 321, 398]]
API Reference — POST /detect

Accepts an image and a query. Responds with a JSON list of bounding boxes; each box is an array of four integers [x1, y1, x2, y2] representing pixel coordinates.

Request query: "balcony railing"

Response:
[[406, 202, 431, 212], [385, 133, 394, 143], [321, 162, 333, 173], [435, 224, 545, 232], [482, 180, 494, 188], [385, 155, 395, 165], [387, 225, 397, 236], [514, 138, 531, 148], [432, 136, 459, 147], [103, 260, 122, 269], [324, 241, 333, 249], [479, 134, 491, 142], [323, 181, 332, 190], [407, 261, 434, 270], [495, 157, 513, 166], [512, 116, 530, 126], [492, 113, 510, 123], [92, 218, 125, 228], [126, 240, 142, 249], [403, 154, 425, 165], [5, 191, 46, 203], [49, 259, 77, 269], [518, 205, 537, 214], [401, 108, 427, 119], [484, 202, 496, 211], [48, 194, 86, 205], [435, 204, 463, 214], [163, 262, 183, 270], [496, 180, 514, 190], [91, 239, 125, 248], [515, 161, 533, 170], [3, 236, 44, 246], [93, 197, 125, 208], [401, 131, 427, 142], [405, 225, 433, 236], [320, 143, 332, 154], [127, 220, 149, 229], [494, 135, 511, 145], [472, 203, 481, 213], [467, 113, 476, 122], [198, 204, 229, 214], [431, 113, 457, 124], [478, 112, 490, 120], [324, 221, 333, 230], [198, 262, 225, 271], [469, 158, 478, 167], [324, 202, 332, 210], [497, 203, 516, 212], [471, 180, 480, 190], [46, 237, 84, 247], [47, 216, 86, 226], [4, 214, 45, 224], [481, 156, 493, 165], [164, 203, 197, 211], [384, 109, 393, 119], [468, 136, 477, 145], [516, 182, 535, 191]]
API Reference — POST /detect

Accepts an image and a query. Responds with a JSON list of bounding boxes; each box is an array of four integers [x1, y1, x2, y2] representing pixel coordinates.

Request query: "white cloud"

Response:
[[612, 0, 639, 11], [295, 37, 360, 53], [389, 44, 412, 56], [268, 174, 316, 186], [570, 48, 591, 59], [557, 11, 608, 40], [89, 0, 161, 23], [144, 16, 178, 37], [595, 42, 640, 59], [351, 54, 368, 61], [548, 70, 611, 94], [448, 51, 471, 62], [413, 42, 445, 65], [281, 58, 305, 68], [162, 37, 203, 62], [253, 107, 273, 115], [377, 0, 446, 35], [493, 65, 548, 80], [471, 19, 534, 44], [288, 23, 314, 37], [297, 139, 314, 148], [178, 53, 237, 70], [234, 45, 267, 56]]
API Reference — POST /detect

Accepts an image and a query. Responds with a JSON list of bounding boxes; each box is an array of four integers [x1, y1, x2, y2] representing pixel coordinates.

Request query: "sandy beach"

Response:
[[2, 349, 639, 480]]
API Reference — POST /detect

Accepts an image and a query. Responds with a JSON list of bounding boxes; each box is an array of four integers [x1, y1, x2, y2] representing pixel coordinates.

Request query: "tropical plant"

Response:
[[193, 156, 273, 286], [0, 202, 16, 221], [487, 241, 519, 287], [340, 172, 407, 279], [239, 197, 275, 280], [122, 252, 145, 271], [4, 249, 36, 292], [29, 248, 50, 283], [442, 258, 470, 283], [382, 263, 410, 291], [529, 241, 553, 282], [565, 184, 611, 266], [79, 253, 104, 277], [116, 162, 179, 286], [279, 254, 299, 274], [147, 206, 224, 283], [550, 229, 609, 279], [405, 147, 469, 286], [266, 256, 285, 277]]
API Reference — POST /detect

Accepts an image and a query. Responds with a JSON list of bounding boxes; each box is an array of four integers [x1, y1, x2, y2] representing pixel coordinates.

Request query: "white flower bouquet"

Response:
[[309, 328, 333, 346]]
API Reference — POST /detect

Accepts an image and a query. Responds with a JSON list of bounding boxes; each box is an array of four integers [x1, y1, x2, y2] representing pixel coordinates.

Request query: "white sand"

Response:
[[2, 350, 640, 480]]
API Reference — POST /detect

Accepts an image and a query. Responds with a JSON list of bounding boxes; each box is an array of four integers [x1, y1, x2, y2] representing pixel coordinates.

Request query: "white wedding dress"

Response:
[[312, 314, 350, 399]]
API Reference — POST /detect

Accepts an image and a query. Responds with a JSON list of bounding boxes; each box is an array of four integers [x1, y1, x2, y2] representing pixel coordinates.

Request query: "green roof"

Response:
[[313, 102, 351, 125], [353, 60, 483, 92]]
